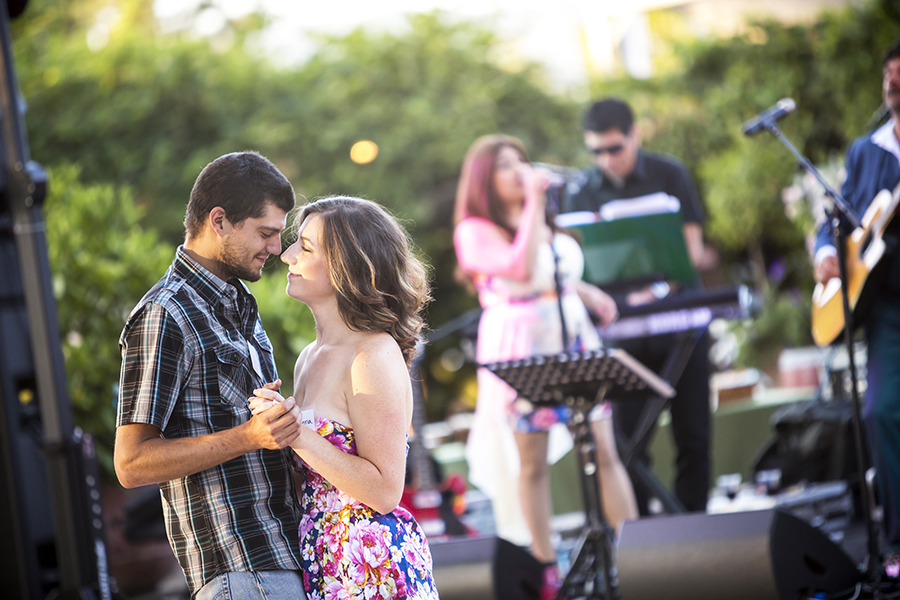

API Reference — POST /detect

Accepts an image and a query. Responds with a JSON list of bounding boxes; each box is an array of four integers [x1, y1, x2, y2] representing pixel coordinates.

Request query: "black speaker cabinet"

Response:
[[617, 508, 859, 600], [493, 538, 543, 600]]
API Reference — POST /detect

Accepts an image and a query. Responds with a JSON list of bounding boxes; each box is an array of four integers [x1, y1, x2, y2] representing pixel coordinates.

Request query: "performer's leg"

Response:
[[514, 430, 555, 563], [590, 413, 638, 532], [668, 332, 712, 513], [612, 397, 655, 515], [865, 299, 900, 551], [613, 339, 662, 515]]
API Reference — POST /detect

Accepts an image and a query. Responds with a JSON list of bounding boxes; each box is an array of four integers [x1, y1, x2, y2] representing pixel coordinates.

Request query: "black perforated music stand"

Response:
[[484, 348, 675, 600]]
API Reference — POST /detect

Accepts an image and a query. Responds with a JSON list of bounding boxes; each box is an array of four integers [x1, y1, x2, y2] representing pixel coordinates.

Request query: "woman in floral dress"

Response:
[[250, 196, 438, 599]]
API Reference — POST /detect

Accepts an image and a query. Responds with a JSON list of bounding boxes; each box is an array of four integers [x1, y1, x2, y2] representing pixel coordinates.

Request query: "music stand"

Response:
[[484, 348, 675, 600]]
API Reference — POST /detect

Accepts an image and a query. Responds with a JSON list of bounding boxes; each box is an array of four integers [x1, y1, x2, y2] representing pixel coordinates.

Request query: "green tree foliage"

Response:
[[13, 0, 900, 452], [587, 1, 899, 368], [41, 163, 173, 472], [13, 3, 585, 424]]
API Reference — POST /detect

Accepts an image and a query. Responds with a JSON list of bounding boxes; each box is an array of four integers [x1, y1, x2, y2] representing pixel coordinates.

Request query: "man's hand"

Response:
[[245, 381, 301, 449], [815, 254, 840, 284]]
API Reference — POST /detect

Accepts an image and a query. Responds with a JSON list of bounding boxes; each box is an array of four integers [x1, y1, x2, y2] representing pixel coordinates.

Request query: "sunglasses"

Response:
[[586, 143, 625, 156]]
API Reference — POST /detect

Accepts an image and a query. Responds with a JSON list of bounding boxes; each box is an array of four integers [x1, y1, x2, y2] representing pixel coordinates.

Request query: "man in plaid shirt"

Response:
[[114, 152, 306, 599]]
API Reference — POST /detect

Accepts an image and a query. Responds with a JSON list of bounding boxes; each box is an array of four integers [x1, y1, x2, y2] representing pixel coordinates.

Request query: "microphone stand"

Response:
[[551, 241, 571, 352], [755, 120, 879, 583], [547, 184, 571, 352]]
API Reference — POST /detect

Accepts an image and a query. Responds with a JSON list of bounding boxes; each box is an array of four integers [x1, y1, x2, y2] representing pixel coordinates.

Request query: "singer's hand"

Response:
[[521, 164, 553, 199]]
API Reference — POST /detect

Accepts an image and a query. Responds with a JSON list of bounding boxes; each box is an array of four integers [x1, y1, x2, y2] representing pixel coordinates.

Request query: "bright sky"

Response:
[[152, 0, 683, 88]]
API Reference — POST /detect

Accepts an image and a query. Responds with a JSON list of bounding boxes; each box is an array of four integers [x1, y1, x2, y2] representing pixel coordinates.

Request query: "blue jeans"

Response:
[[195, 570, 306, 600], [864, 297, 900, 549]]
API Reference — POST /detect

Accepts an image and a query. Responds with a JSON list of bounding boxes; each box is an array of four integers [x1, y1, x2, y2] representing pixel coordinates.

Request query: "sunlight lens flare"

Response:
[[350, 140, 378, 164]]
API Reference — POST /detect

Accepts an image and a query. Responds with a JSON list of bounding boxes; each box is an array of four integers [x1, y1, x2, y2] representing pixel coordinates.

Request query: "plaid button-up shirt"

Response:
[[117, 246, 301, 594]]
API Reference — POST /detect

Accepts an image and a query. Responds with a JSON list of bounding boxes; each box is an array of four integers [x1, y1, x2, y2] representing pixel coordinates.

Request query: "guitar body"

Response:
[[812, 186, 900, 346], [402, 347, 476, 537]]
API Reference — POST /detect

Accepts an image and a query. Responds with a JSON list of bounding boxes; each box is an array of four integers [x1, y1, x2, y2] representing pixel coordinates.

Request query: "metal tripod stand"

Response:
[[484, 348, 675, 600]]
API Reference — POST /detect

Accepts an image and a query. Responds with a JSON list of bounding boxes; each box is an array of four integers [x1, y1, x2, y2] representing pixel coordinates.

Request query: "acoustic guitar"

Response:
[[811, 182, 900, 346]]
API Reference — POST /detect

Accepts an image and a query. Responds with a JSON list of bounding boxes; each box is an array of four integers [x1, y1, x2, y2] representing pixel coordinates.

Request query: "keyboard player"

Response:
[[561, 97, 719, 516]]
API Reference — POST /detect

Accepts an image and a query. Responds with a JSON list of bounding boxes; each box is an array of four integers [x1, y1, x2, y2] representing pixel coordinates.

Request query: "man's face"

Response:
[[884, 56, 900, 116], [218, 202, 288, 282], [584, 127, 640, 185]]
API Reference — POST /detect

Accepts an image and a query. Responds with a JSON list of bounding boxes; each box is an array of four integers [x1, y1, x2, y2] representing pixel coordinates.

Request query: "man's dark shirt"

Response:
[[564, 149, 705, 225]]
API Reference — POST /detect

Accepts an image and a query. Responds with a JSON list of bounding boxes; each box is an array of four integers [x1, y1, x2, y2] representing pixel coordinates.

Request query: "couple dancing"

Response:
[[114, 152, 439, 599]]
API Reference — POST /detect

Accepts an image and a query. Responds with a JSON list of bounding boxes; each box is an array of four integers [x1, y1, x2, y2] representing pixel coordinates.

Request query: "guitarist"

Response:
[[813, 38, 900, 575]]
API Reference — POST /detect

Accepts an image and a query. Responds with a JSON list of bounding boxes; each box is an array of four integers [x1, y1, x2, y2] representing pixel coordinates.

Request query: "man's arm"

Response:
[[114, 401, 300, 489], [683, 222, 719, 271], [115, 303, 301, 488]]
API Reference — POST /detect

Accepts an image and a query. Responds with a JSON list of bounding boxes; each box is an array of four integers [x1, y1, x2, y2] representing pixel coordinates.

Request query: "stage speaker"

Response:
[[493, 538, 542, 600], [617, 508, 859, 600]]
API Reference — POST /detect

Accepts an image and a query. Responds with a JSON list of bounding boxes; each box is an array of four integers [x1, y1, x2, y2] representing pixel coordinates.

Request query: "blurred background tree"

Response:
[[10, 0, 900, 476]]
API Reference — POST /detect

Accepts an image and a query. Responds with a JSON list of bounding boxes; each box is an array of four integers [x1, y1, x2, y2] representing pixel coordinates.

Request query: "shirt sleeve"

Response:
[[666, 159, 705, 224], [815, 140, 863, 253], [117, 302, 185, 431]]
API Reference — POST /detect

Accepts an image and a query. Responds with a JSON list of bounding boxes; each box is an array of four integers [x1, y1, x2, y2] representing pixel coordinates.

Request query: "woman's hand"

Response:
[[250, 383, 305, 449], [249, 380, 286, 415], [521, 165, 553, 203]]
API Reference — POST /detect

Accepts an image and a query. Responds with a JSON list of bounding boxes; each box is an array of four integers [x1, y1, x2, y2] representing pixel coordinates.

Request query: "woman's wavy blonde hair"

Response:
[[295, 196, 431, 367]]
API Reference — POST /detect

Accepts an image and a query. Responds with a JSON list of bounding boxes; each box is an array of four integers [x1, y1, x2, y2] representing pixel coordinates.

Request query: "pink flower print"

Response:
[[321, 555, 338, 579], [318, 489, 344, 513], [531, 407, 559, 430], [345, 522, 393, 587], [376, 580, 399, 599], [393, 506, 413, 520], [401, 538, 420, 567], [394, 575, 409, 599], [322, 524, 348, 564], [324, 578, 354, 600], [317, 420, 335, 438], [300, 513, 314, 539]]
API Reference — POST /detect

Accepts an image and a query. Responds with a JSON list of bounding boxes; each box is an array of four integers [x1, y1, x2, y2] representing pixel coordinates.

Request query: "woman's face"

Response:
[[281, 213, 333, 303], [491, 145, 527, 206]]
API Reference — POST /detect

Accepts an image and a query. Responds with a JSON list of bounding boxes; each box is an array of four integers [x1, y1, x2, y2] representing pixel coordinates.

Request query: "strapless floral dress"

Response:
[[296, 417, 439, 600]]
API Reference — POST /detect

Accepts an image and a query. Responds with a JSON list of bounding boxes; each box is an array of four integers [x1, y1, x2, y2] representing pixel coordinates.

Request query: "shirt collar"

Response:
[[172, 245, 239, 310], [871, 118, 900, 164], [593, 149, 647, 188]]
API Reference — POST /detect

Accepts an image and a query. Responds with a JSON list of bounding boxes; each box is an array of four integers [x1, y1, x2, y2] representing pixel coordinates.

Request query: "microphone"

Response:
[[532, 162, 575, 217], [545, 178, 565, 217], [742, 98, 796, 136]]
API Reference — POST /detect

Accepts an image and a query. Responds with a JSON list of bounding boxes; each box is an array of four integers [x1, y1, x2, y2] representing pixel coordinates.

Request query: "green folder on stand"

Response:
[[559, 198, 696, 287]]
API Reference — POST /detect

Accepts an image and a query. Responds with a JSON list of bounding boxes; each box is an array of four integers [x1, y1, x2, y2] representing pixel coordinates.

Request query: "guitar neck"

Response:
[[408, 350, 435, 490]]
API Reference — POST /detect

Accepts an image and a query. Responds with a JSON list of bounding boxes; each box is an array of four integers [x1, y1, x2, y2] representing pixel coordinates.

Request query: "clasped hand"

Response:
[[248, 380, 303, 449]]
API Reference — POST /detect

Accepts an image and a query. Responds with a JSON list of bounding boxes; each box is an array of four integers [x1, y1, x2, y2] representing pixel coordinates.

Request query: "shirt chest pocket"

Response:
[[213, 347, 253, 409]]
